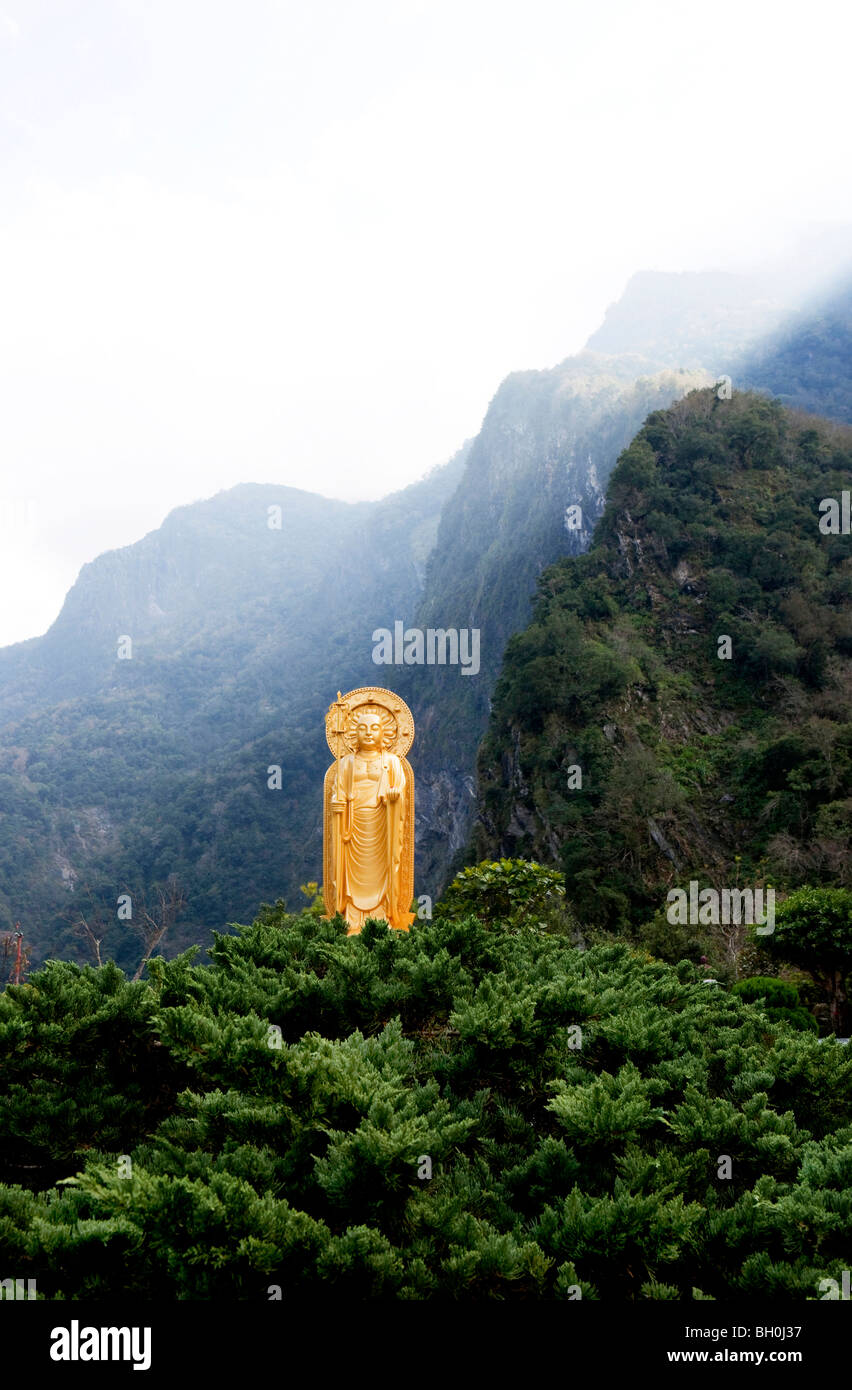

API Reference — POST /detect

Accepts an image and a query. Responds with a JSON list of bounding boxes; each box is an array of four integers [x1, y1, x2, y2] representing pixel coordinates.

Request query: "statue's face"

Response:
[[355, 714, 383, 752]]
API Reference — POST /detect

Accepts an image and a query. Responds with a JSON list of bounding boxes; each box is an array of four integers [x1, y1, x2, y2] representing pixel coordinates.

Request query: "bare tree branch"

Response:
[[131, 877, 186, 981]]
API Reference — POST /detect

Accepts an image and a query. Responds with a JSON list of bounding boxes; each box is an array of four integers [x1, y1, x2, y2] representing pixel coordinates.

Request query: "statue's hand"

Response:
[[331, 799, 345, 813], [385, 787, 401, 803]]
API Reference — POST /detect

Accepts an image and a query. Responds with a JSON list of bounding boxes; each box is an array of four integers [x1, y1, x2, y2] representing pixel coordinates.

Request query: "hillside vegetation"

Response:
[[473, 390, 852, 948]]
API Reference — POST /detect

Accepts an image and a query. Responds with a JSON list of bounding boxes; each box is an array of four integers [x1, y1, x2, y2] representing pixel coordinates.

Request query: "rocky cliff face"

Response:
[[398, 353, 711, 896]]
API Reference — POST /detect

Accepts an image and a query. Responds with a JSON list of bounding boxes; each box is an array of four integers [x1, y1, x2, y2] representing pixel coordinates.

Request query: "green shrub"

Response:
[[437, 858, 572, 933], [732, 977, 800, 1010], [731, 976, 819, 1034]]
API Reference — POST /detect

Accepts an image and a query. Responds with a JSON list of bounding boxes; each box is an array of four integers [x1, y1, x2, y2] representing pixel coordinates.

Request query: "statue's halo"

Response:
[[325, 686, 415, 758]]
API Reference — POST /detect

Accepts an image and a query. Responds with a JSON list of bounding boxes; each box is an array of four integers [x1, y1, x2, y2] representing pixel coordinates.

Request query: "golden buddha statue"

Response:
[[323, 686, 415, 934]]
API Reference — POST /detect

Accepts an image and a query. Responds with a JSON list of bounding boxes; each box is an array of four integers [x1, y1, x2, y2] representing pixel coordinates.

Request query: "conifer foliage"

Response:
[[0, 904, 850, 1300]]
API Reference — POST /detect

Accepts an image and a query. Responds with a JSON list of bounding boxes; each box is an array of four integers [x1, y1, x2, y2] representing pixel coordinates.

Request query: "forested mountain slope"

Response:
[[472, 389, 852, 932]]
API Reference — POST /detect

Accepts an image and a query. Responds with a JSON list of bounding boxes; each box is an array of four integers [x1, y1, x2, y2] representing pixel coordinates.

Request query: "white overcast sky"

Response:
[[1, 0, 851, 647]]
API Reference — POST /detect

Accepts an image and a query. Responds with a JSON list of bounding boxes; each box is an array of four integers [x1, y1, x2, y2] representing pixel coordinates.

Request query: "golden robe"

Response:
[[325, 750, 411, 931]]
